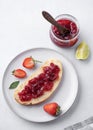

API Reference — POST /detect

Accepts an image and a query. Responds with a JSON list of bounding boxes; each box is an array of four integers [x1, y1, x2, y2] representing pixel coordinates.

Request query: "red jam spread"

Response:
[[18, 63, 60, 102], [50, 19, 79, 47], [53, 19, 78, 40]]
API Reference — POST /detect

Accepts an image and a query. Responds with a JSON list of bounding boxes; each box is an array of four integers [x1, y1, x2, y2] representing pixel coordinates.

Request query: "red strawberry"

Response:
[[43, 102, 61, 116], [23, 57, 35, 69], [23, 57, 42, 69], [12, 69, 26, 78]]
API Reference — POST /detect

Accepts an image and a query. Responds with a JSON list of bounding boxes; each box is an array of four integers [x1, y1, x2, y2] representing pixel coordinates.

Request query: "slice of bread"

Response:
[[14, 58, 63, 105]]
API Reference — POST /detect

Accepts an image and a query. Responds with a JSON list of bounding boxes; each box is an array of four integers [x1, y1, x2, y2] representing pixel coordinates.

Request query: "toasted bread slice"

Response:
[[14, 58, 63, 105]]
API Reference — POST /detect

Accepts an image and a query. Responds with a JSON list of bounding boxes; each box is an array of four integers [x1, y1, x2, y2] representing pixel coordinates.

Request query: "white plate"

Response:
[[2, 48, 78, 122]]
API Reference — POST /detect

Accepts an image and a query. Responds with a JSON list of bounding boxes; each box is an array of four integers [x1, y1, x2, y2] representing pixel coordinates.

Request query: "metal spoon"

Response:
[[42, 11, 70, 36]]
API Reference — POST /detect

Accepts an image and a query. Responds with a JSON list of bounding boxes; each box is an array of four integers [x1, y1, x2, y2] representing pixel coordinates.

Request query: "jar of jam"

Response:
[[50, 14, 80, 47]]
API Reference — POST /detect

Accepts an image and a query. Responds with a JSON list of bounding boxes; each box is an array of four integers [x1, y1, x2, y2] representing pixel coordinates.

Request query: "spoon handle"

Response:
[[42, 11, 59, 26], [42, 11, 69, 35]]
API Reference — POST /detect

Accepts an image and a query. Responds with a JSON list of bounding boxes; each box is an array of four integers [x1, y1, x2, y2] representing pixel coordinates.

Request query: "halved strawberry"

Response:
[[43, 102, 61, 116], [12, 69, 26, 78], [23, 57, 42, 69]]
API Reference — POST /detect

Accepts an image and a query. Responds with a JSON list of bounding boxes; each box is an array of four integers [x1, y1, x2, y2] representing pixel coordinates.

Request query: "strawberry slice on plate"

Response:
[[23, 57, 35, 69], [12, 69, 26, 78], [23, 57, 42, 69]]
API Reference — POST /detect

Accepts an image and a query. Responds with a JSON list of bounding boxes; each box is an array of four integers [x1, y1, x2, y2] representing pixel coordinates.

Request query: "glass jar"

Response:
[[50, 14, 80, 47]]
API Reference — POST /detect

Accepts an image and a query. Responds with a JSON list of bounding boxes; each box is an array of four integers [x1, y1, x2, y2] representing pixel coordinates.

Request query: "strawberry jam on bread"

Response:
[[14, 58, 63, 105]]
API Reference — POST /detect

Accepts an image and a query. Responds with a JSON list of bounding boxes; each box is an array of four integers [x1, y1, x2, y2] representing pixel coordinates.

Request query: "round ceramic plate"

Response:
[[2, 48, 78, 122]]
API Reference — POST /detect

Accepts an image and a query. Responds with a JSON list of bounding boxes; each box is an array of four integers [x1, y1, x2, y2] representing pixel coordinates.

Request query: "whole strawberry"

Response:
[[43, 102, 61, 116]]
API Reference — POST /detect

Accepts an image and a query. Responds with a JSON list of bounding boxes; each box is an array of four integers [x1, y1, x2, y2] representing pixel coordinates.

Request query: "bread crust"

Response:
[[14, 58, 63, 105]]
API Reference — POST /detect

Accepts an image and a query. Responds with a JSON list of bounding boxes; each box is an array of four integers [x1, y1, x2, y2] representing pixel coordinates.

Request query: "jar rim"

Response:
[[50, 14, 80, 42]]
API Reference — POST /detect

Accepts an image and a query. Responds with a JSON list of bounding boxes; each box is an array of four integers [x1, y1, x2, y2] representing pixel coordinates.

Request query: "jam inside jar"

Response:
[[50, 14, 80, 47]]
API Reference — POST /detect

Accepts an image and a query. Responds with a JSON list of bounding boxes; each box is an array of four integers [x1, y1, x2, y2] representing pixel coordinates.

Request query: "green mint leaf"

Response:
[[9, 81, 20, 89]]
